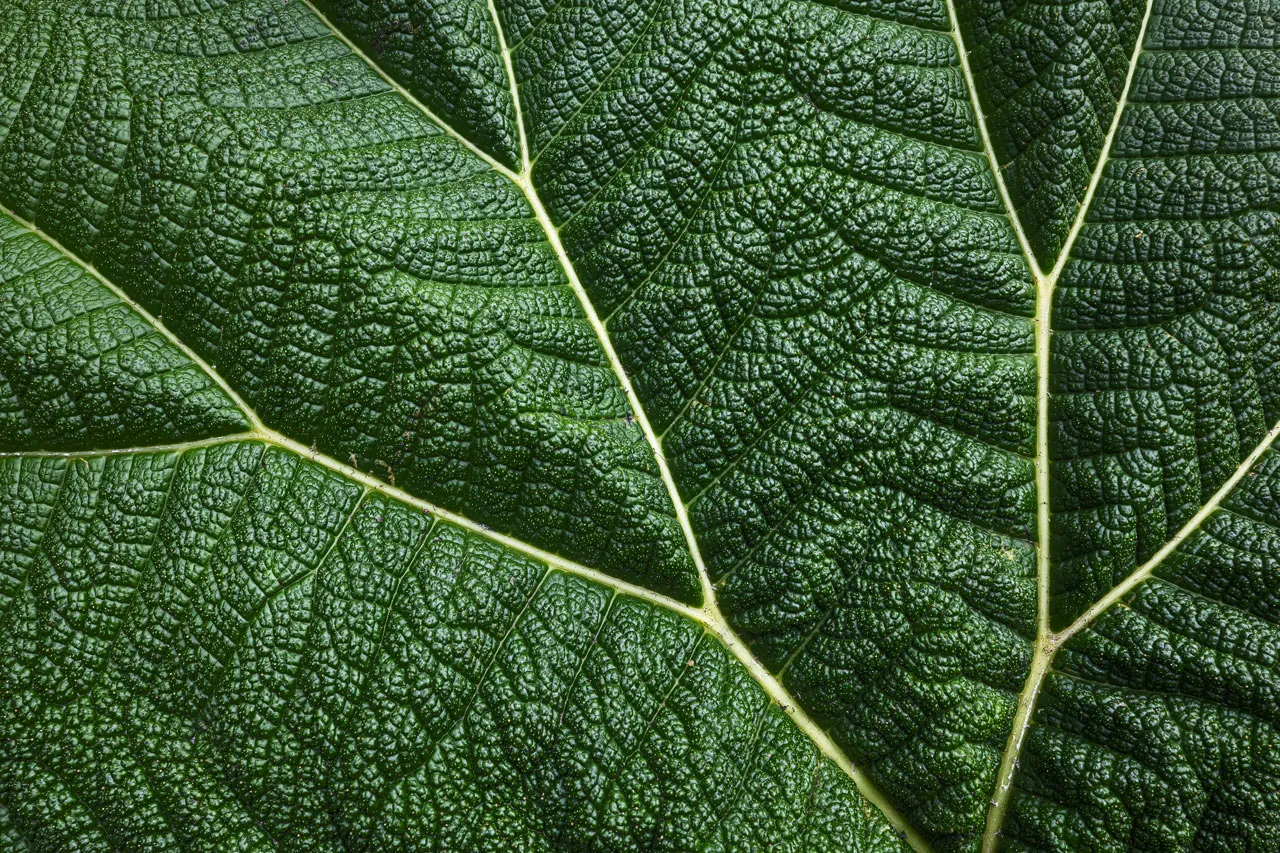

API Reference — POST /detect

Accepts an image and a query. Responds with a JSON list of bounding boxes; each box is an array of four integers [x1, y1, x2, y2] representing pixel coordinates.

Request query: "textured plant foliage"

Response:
[[1, 0, 1279, 848]]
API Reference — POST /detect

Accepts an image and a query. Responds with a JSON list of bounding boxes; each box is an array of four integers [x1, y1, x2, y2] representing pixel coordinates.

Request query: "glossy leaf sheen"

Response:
[[0, 0, 1277, 848]]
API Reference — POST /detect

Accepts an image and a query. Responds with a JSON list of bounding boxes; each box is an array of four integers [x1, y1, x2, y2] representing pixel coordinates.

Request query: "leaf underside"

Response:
[[0, 0, 1278, 848]]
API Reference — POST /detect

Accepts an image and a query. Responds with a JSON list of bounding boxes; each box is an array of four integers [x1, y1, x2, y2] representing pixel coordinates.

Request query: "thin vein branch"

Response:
[[1043, 0, 1156, 282], [0, 202, 263, 434], [1056, 417, 1280, 643], [0, 435, 258, 459], [479, 4, 732, 614], [944, 0, 1042, 280], [285, 3, 935, 845], [969, 0, 1161, 842], [298, 0, 521, 182], [1, 430, 707, 624], [512, 176, 723, 607], [258, 425, 710, 623], [486, 0, 530, 170]]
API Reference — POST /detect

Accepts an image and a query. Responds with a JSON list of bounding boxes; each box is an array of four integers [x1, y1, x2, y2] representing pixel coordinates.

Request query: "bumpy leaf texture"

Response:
[[0, 0, 1277, 847]]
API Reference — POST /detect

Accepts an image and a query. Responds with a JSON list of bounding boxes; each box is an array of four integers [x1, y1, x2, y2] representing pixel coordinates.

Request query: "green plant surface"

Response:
[[0, 0, 1277, 848]]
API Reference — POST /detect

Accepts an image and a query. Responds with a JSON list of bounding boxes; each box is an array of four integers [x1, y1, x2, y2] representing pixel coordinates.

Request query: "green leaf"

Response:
[[0, 0, 1278, 848]]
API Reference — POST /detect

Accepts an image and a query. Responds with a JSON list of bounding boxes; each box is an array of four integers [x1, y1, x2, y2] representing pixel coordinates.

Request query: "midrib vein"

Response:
[[971, 0, 1210, 847], [947, 6, 1056, 845], [479, 9, 930, 849]]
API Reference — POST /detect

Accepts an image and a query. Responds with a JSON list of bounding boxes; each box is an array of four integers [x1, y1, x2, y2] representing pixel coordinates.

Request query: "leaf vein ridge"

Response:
[[973, 0, 1161, 842], [1042, 0, 1158, 283], [944, 0, 1041, 279], [1059, 418, 1280, 642]]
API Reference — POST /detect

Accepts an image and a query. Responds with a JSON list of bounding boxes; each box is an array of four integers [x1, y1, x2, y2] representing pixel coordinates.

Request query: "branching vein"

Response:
[[2, 17, 929, 841]]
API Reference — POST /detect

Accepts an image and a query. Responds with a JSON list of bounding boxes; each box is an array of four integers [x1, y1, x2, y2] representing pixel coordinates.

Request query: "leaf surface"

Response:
[[0, 442, 904, 851], [1, 0, 1279, 848]]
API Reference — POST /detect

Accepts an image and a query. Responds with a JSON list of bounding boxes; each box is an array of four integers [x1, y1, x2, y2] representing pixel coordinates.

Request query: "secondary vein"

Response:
[[1058, 417, 1280, 643], [944, 0, 1042, 280], [0, 202, 263, 435]]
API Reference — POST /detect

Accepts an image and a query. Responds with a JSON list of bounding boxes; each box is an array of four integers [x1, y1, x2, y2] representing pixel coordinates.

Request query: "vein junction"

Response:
[[947, 0, 1280, 845], [302, 4, 933, 846], [9, 0, 1269, 845], [5, 0, 935, 844]]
